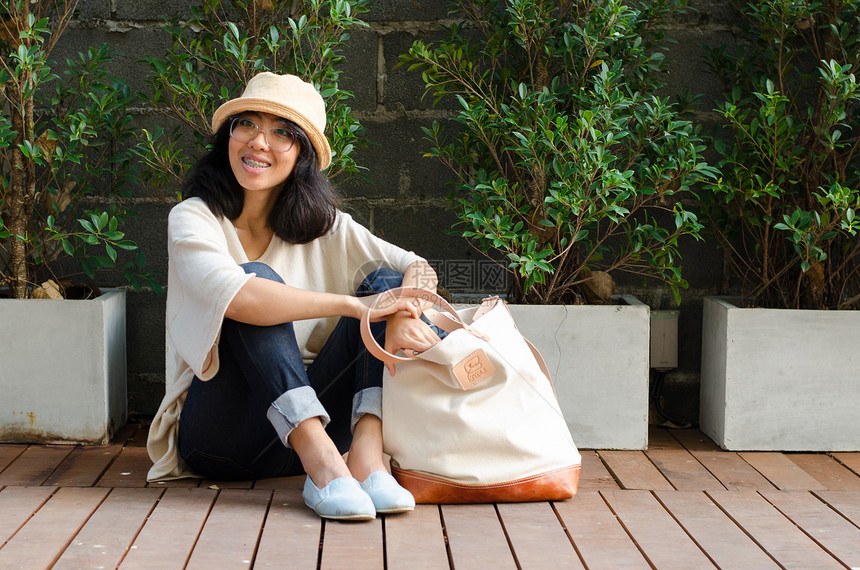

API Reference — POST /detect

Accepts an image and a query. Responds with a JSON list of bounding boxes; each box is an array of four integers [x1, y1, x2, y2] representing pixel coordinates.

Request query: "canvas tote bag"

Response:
[[360, 287, 581, 503]]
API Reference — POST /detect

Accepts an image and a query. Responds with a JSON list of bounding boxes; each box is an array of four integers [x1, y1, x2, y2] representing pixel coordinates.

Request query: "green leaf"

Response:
[[114, 240, 138, 251]]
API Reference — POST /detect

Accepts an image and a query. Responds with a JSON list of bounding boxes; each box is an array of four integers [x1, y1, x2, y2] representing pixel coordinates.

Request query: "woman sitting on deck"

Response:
[[146, 72, 441, 521]]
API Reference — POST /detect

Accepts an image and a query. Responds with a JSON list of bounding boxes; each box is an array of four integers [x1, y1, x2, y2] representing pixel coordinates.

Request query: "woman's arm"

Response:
[[226, 259, 439, 374], [225, 277, 421, 325], [399, 259, 438, 293]]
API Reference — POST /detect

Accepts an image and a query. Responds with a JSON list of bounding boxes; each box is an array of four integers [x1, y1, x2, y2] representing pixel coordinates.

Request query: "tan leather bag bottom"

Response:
[[391, 463, 581, 504]]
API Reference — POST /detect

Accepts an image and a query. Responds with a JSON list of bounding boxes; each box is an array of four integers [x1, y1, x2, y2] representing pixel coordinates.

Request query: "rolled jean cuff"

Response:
[[267, 385, 330, 448], [351, 386, 382, 433]]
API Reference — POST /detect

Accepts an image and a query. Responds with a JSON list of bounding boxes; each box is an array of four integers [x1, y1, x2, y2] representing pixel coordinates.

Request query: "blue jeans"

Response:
[[178, 263, 402, 481]]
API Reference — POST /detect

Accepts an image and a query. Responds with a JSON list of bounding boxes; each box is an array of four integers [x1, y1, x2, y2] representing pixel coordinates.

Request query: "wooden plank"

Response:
[[788, 454, 860, 491], [497, 502, 583, 569], [666, 429, 722, 453], [0, 445, 26, 474], [96, 446, 151, 488], [578, 450, 620, 490], [254, 489, 321, 569], [669, 428, 722, 452], [202, 478, 253, 489], [687, 451, 777, 490], [761, 490, 860, 567], [385, 504, 450, 570], [647, 427, 685, 450], [708, 490, 843, 569], [319, 517, 384, 569], [253, 475, 305, 491], [186, 489, 271, 569], [120, 487, 217, 569], [597, 451, 673, 491], [0, 445, 74, 486], [125, 425, 148, 446], [671, 429, 776, 491], [600, 489, 716, 569], [0, 486, 56, 545], [52, 487, 163, 570], [44, 443, 128, 487], [148, 477, 203, 488], [93, 423, 150, 488], [109, 422, 140, 444], [815, 491, 860, 528], [645, 449, 725, 491], [441, 504, 516, 570], [655, 490, 779, 569], [0, 487, 108, 568], [98, 423, 138, 449], [554, 491, 650, 570], [833, 453, 860, 477], [739, 452, 827, 491], [46, 424, 142, 487]]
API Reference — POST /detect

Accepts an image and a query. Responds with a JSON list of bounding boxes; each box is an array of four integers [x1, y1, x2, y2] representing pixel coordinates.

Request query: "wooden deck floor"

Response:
[[1, 425, 860, 569]]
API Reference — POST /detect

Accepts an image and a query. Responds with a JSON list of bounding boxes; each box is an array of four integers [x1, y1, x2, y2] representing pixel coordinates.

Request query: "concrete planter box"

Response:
[[0, 289, 127, 444], [700, 296, 860, 451], [509, 296, 650, 450]]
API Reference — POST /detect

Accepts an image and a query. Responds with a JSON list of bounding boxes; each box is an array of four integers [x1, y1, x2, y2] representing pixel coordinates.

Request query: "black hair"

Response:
[[182, 115, 338, 244]]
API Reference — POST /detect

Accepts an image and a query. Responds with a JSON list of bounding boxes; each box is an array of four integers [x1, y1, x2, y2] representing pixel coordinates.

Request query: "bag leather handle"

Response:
[[360, 288, 557, 391], [359, 287, 486, 364]]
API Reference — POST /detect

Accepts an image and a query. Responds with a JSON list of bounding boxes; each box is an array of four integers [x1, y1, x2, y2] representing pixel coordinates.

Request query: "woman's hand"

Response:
[[382, 312, 441, 376], [354, 290, 422, 322]]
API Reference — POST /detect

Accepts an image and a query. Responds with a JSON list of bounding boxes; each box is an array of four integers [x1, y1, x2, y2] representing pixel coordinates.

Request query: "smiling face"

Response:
[[227, 111, 301, 199]]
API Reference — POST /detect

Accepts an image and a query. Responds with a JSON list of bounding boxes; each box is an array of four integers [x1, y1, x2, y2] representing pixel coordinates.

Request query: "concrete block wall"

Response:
[[59, 0, 738, 421]]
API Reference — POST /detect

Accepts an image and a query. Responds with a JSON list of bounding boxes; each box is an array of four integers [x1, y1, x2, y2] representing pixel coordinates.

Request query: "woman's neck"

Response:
[[233, 189, 279, 259], [234, 187, 279, 231]]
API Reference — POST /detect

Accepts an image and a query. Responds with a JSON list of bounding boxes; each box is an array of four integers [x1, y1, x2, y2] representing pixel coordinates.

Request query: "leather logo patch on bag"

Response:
[[453, 349, 496, 389]]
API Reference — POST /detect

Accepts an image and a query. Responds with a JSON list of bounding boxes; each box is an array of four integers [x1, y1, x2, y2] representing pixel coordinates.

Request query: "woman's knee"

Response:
[[357, 268, 403, 296], [241, 261, 284, 283]]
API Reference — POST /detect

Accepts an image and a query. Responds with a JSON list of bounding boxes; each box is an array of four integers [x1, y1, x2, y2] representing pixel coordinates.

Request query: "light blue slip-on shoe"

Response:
[[360, 471, 416, 514], [302, 476, 376, 521]]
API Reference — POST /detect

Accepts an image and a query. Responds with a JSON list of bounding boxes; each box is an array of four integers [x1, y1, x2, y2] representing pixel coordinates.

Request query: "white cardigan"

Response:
[[147, 198, 423, 481]]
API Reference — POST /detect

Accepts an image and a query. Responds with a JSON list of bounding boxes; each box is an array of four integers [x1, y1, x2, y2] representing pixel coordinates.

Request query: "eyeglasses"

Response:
[[229, 117, 298, 152]]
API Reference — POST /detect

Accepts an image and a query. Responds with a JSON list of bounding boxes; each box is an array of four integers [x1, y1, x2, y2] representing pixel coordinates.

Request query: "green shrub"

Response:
[[703, 0, 860, 309], [402, 0, 717, 304], [0, 1, 149, 299]]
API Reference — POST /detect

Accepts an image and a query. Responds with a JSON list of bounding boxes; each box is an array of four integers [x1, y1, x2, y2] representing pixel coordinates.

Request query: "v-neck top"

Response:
[[231, 224, 277, 262]]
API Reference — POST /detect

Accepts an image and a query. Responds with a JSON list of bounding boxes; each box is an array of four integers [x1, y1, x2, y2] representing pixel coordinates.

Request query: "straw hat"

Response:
[[211, 72, 332, 170]]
